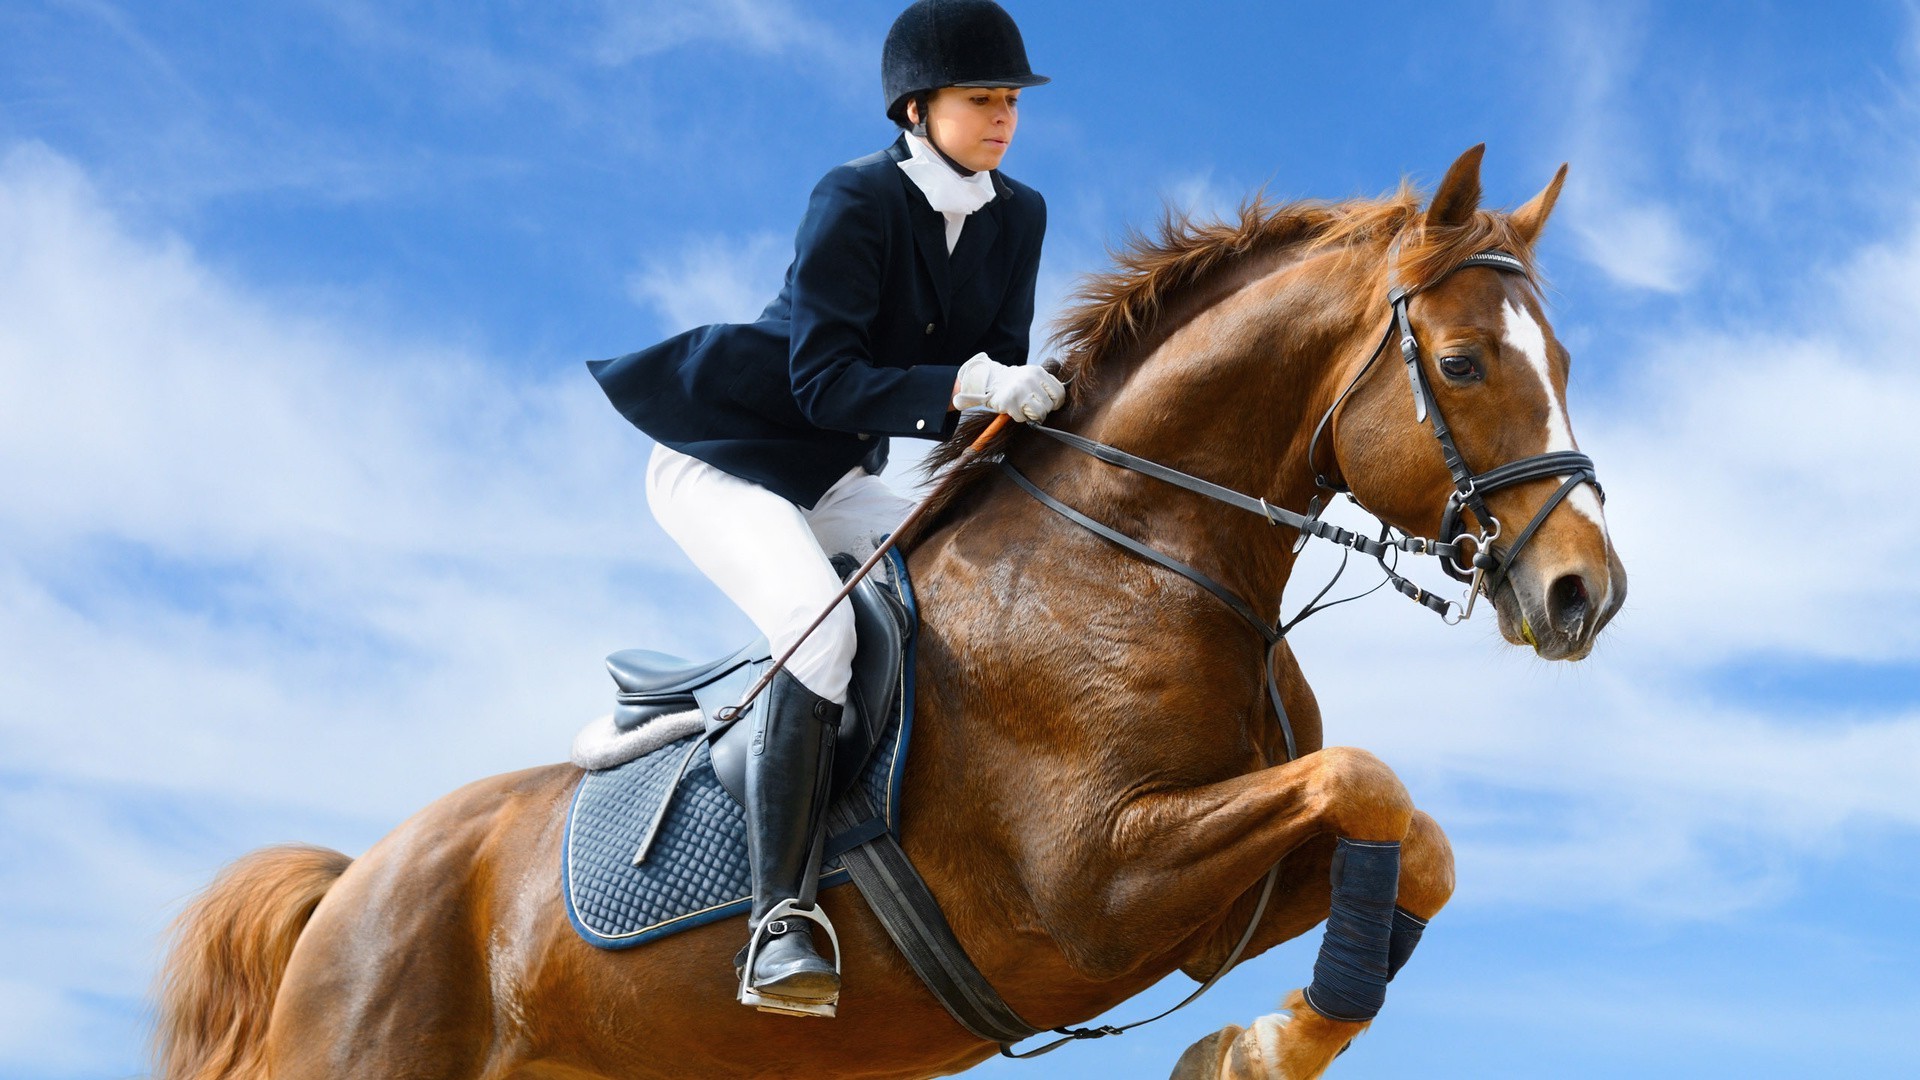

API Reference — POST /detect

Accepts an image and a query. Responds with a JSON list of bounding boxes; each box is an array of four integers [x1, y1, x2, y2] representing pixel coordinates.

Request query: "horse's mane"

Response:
[[902, 183, 1538, 545]]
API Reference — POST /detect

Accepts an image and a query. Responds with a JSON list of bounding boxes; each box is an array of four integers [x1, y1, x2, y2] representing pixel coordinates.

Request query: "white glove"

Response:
[[952, 353, 1066, 423]]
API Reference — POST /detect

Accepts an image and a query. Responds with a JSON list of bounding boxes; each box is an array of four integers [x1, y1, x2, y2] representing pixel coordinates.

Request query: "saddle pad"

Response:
[[562, 554, 917, 950]]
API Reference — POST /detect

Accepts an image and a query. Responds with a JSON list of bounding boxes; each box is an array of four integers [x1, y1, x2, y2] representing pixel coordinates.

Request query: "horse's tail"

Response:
[[152, 843, 353, 1080]]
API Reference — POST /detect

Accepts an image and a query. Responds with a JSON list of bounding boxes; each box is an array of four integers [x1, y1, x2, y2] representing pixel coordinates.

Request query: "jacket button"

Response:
[[925, 323, 936, 335], [915, 419, 926, 430]]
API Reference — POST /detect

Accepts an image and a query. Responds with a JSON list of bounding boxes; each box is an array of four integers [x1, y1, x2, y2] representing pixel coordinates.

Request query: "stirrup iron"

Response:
[[738, 897, 843, 1017]]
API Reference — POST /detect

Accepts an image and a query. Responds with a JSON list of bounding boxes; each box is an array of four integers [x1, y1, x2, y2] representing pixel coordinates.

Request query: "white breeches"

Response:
[[645, 443, 913, 705]]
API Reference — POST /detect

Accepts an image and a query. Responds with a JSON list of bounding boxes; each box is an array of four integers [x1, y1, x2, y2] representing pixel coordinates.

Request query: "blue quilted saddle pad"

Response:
[[562, 555, 916, 951]]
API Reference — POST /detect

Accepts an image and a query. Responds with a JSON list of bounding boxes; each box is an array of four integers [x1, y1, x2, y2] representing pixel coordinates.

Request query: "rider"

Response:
[[587, 0, 1062, 1014]]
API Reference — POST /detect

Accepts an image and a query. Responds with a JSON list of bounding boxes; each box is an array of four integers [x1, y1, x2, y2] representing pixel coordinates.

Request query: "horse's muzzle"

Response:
[[1491, 543, 1626, 661]]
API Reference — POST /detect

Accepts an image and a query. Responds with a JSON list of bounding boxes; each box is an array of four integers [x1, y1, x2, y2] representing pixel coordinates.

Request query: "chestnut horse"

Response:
[[154, 146, 1623, 1080]]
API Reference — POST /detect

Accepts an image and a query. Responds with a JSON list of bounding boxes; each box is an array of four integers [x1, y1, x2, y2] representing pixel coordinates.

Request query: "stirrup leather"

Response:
[[738, 898, 843, 1018]]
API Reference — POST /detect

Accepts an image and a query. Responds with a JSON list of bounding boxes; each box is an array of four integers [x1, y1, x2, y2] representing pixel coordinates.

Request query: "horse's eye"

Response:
[[1438, 355, 1480, 381]]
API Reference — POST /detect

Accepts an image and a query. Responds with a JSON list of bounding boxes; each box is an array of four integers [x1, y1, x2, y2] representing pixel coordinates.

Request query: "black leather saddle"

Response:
[[603, 555, 912, 805]]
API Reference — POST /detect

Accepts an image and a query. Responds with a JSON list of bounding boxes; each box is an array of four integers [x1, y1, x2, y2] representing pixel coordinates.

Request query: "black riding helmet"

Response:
[[882, 0, 1050, 128]]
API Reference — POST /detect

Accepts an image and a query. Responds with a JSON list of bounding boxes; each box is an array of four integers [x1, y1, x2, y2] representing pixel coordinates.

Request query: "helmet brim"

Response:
[[886, 75, 1050, 124], [948, 73, 1052, 89]]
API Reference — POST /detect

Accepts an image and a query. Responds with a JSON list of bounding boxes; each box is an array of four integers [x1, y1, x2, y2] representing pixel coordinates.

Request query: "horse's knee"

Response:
[[1306, 746, 1411, 840], [1396, 810, 1454, 919]]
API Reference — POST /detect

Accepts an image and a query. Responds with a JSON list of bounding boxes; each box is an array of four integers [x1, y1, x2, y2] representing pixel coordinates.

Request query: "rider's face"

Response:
[[911, 86, 1019, 172]]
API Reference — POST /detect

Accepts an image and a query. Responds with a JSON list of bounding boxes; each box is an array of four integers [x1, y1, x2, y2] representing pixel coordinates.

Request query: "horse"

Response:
[[153, 145, 1624, 1080]]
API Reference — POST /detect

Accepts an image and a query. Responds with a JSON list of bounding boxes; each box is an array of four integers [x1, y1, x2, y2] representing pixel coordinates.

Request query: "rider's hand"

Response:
[[952, 354, 1066, 423]]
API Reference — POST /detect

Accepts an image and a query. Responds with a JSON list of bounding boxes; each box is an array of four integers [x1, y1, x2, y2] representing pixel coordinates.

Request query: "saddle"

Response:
[[603, 555, 910, 805], [567, 551, 1043, 1047]]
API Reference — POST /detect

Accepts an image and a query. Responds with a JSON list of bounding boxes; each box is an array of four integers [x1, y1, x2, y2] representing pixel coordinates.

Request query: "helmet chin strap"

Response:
[[911, 97, 980, 177]]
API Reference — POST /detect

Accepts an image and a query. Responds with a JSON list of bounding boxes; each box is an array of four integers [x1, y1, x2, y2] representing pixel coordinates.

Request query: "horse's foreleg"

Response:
[[1162, 807, 1456, 1080], [1055, 750, 1448, 1077], [1093, 746, 1415, 948]]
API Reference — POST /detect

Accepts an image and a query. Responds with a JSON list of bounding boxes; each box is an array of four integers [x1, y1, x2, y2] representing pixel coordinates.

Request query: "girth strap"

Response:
[[827, 781, 1289, 1057], [826, 789, 1041, 1045]]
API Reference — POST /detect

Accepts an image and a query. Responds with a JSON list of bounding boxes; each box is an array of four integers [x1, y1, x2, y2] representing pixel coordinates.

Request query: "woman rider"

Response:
[[586, 0, 1060, 1015]]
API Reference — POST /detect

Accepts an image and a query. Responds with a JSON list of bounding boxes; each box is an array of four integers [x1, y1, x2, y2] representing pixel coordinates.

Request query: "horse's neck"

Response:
[[1034, 257, 1375, 616]]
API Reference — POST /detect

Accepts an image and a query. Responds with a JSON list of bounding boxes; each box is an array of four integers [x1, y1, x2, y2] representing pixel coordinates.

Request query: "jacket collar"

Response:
[[885, 134, 1008, 320], [885, 134, 1015, 202]]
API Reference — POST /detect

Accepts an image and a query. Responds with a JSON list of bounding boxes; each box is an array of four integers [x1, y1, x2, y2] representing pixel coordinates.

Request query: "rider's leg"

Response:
[[804, 465, 915, 571], [737, 668, 842, 1008], [644, 444, 852, 1009], [645, 444, 859, 704]]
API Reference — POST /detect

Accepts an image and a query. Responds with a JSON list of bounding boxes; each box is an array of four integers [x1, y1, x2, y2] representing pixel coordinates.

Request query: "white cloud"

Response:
[[627, 230, 792, 334], [0, 140, 755, 824], [1537, 2, 1706, 294], [1563, 196, 1702, 293], [1162, 170, 1236, 224], [0, 977, 127, 1077], [590, 0, 864, 74]]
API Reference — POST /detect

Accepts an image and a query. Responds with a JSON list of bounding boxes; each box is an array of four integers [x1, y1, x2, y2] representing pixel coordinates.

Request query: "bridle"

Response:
[[998, 244, 1605, 762], [1307, 245, 1602, 605]]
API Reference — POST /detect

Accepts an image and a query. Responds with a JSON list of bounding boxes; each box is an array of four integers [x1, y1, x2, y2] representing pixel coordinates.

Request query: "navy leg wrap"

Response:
[[1386, 905, 1428, 980], [1302, 838, 1400, 1023]]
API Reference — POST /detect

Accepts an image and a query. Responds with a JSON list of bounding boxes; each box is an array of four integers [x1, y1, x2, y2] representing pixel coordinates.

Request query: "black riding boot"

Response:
[[736, 669, 842, 1014]]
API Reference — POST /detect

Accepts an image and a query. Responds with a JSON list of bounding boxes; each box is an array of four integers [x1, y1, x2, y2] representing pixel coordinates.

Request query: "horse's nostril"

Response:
[[1548, 574, 1589, 636]]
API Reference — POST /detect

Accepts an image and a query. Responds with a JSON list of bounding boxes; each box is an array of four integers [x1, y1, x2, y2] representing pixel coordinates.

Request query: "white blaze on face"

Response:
[[1500, 299, 1609, 532]]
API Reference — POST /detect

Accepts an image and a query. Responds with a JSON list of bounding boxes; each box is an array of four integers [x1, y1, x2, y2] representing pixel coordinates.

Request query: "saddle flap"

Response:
[[843, 556, 910, 758], [706, 559, 913, 807]]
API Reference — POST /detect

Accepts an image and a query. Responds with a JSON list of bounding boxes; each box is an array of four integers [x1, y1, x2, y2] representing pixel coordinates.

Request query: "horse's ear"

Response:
[[1424, 144, 1486, 230], [1509, 164, 1568, 248]]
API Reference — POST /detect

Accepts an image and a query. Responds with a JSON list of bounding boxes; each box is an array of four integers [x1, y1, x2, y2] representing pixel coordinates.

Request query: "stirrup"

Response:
[[737, 898, 843, 1018]]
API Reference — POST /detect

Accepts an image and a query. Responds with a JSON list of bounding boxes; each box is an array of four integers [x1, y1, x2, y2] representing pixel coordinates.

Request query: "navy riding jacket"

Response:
[[587, 135, 1046, 508]]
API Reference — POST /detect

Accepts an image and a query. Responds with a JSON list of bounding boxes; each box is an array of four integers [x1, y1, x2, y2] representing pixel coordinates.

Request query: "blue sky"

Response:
[[2, 1, 1918, 1077]]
